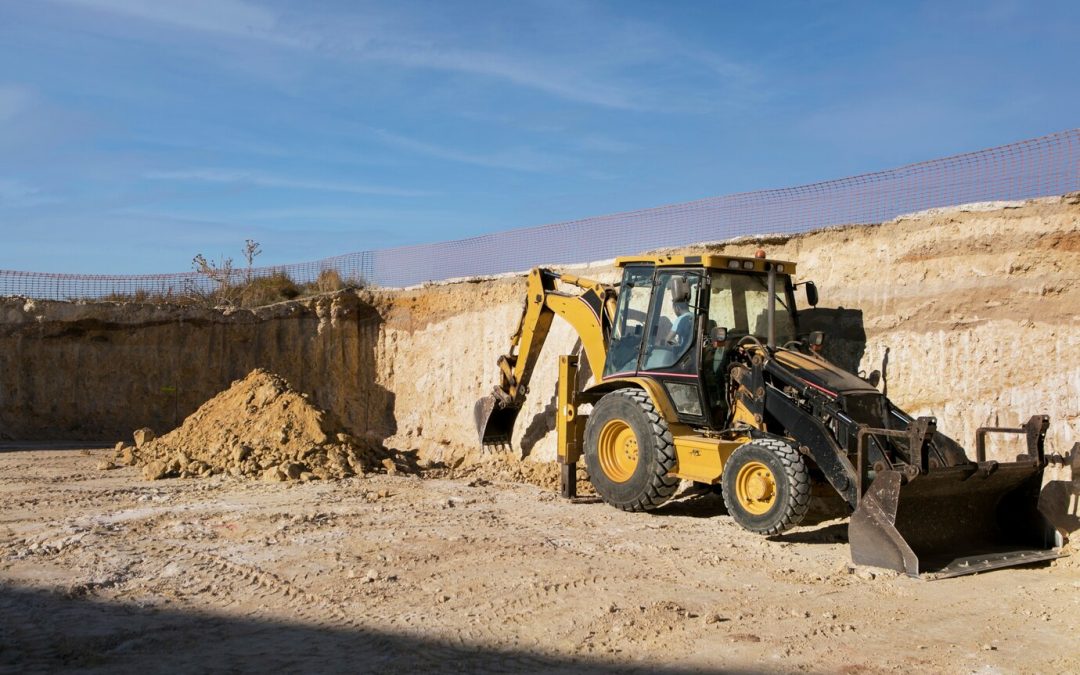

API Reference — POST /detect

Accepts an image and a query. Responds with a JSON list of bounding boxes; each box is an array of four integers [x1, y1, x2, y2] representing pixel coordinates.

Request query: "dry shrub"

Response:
[[312, 268, 345, 293], [238, 272, 301, 306], [299, 269, 367, 296]]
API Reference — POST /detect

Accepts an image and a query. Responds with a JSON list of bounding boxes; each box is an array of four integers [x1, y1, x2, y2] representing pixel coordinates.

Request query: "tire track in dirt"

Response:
[[135, 540, 546, 672]]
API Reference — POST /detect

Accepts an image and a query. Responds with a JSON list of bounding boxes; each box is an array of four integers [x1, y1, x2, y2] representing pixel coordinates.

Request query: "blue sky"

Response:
[[1, 0, 1077, 274]]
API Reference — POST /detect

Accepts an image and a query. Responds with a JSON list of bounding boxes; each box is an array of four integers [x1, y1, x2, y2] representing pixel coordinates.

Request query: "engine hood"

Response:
[[769, 349, 880, 397]]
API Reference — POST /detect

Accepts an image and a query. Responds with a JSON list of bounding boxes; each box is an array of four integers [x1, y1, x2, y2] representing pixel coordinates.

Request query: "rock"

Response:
[[282, 462, 304, 480], [133, 427, 156, 448], [381, 458, 398, 475], [117, 447, 137, 466], [114, 441, 126, 454], [263, 467, 286, 482], [142, 460, 169, 480], [96, 460, 116, 471], [363, 569, 379, 583]]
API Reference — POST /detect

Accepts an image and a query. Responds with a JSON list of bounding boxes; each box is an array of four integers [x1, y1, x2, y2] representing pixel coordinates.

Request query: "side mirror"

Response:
[[865, 370, 881, 388], [805, 281, 819, 307], [808, 330, 825, 352]]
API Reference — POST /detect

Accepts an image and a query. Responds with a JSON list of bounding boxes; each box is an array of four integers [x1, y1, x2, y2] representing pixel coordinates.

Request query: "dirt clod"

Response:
[[133, 427, 155, 448]]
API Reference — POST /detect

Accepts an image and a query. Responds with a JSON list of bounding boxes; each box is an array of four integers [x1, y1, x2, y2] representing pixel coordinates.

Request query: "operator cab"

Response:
[[602, 253, 809, 430]]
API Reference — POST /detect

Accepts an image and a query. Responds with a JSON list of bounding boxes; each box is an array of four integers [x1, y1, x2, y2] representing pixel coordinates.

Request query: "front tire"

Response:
[[584, 389, 679, 511], [721, 438, 810, 535]]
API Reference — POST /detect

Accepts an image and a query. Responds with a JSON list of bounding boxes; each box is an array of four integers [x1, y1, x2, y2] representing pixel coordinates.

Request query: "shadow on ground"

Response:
[[0, 441, 113, 453], [0, 584, 767, 674], [656, 491, 729, 519], [768, 522, 849, 545]]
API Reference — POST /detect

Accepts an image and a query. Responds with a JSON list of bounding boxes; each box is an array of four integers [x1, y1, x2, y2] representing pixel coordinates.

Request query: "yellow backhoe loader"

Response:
[[474, 254, 1064, 578]]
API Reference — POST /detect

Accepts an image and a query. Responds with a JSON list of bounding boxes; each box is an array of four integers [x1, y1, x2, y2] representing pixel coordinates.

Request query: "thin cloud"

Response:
[[48, 0, 299, 45], [0, 178, 57, 208], [371, 129, 568, 172], [0, 85, 32, 123], [229, 206, 450, 222], [369, 45, 641, 110], [577, 134, 635, 154], [40, 0, 707, 111], [146, 168, 434, 197]]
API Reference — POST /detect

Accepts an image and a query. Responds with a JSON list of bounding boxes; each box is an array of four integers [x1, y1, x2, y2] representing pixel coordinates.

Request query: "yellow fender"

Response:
[[585, 376, 747, 485]]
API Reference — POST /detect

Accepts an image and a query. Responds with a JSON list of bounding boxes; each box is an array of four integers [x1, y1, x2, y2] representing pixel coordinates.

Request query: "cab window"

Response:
[[707, 271, 795, 344], [603, 266, 653, 377], [642, 271, 700, 371]]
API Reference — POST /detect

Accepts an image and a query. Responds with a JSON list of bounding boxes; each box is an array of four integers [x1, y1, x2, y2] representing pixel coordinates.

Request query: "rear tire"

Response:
[[722, 438, 810, 535], [584, 389, 679, 511]]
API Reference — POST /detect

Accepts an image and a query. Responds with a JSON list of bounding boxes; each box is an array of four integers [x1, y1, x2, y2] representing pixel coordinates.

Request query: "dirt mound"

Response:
[[116, 369, 410, 481]]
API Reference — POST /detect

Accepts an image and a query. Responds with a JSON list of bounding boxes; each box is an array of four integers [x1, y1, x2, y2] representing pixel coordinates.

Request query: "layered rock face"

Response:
[[376, 196, 1080, 468]]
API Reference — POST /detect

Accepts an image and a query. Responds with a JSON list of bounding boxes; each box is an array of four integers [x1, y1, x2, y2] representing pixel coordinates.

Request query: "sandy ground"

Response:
[[2, 446, 1078, 674]]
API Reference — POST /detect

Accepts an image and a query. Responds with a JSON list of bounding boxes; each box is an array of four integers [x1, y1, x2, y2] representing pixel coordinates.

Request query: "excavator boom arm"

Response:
[[477, 268, 613, 445]]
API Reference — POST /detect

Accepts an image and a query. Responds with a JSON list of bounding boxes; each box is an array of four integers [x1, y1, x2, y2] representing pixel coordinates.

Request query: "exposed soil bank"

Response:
[[0, 292, 394, 445]]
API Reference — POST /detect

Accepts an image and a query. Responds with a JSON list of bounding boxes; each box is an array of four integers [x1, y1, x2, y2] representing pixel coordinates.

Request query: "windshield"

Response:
[[707, 271, 795, 344]]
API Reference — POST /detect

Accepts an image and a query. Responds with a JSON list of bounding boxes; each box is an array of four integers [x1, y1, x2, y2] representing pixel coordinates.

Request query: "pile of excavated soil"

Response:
[[115, 369, 412, 481]]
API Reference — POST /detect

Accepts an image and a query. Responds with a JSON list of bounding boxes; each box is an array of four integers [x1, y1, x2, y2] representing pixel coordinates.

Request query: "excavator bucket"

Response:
[[849, 463, 1062, 579], [474, 396, 520, 447]]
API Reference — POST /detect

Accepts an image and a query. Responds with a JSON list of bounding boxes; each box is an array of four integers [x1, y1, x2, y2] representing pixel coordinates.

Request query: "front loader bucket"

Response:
[[849, 464, 1063, 579], [474, 396, 520, 447]]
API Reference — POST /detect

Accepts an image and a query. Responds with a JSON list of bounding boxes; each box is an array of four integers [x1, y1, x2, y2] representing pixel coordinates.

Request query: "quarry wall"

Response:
[[0, 294, 394, 446], [1, 196, 1077, 528], [379, 195, 1080, 465]]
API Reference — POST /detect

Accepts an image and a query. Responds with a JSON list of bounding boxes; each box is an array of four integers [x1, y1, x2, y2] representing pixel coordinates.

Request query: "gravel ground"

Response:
[[1, 445, 1077, 674]]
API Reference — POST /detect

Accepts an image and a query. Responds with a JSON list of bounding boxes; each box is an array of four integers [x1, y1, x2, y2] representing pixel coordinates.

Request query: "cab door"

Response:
[[638, 269, 708, 425], [602, 265, 655, 379]]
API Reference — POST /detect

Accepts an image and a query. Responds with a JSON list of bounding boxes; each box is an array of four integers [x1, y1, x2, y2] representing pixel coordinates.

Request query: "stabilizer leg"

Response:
[[558, 355, 583, 500]]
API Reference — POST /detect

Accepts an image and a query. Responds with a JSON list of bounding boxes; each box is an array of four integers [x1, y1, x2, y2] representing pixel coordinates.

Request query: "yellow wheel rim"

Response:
[[735, 461, 777, 515], [597, 419, 639, 483]]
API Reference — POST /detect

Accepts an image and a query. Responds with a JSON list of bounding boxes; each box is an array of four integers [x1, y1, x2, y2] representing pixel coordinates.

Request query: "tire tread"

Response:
[[588, 388, 678, 512], [721, 437, 810, 535]]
